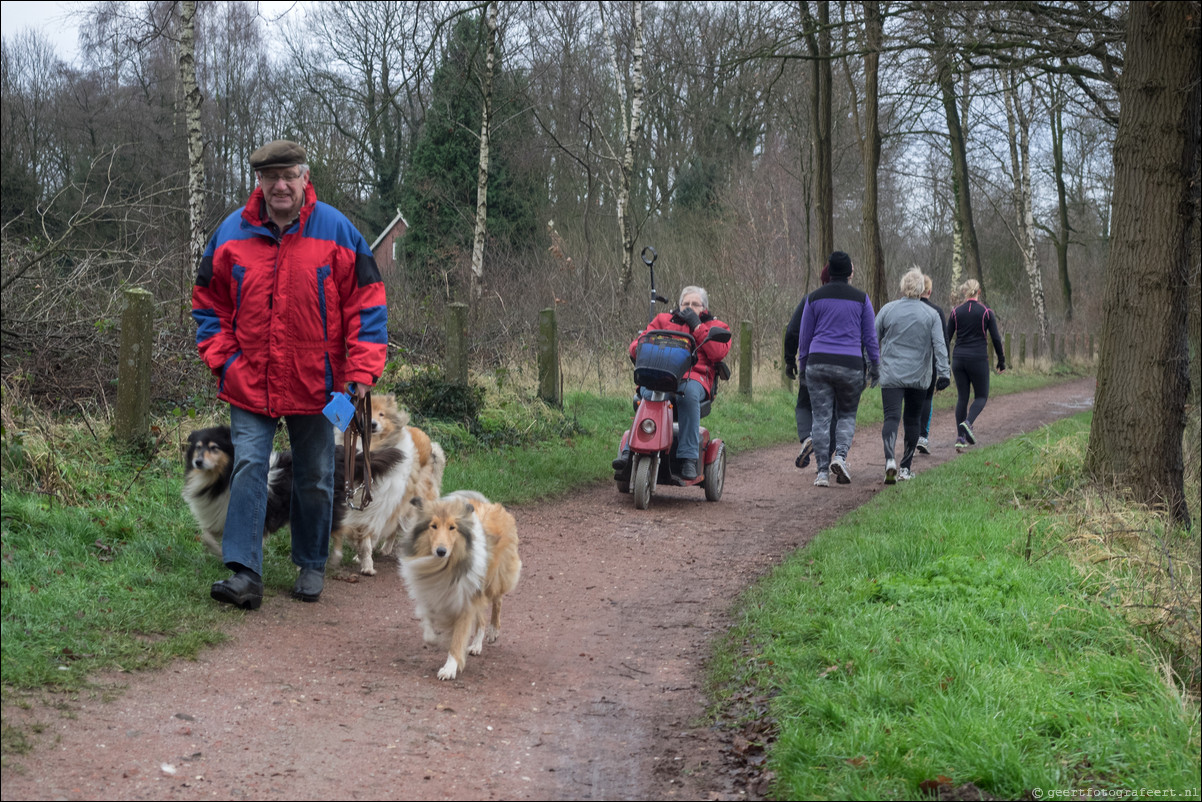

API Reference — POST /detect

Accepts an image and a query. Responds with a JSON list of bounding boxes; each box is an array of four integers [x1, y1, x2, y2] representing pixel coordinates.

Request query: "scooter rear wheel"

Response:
[[704, 442, 726, 502], [632, 454, 654, 509]]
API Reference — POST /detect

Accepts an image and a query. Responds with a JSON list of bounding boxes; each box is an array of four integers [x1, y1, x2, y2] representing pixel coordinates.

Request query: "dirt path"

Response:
[[1, 378, 1095, 802]]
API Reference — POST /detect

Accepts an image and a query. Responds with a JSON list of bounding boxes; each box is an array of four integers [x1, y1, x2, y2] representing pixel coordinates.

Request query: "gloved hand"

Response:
[[936, 375, 950, 391], [785, 361, 798, 380], [866, 362, 880, 389], [996, 361, 1007, 373], [672, 307, 701, 331]]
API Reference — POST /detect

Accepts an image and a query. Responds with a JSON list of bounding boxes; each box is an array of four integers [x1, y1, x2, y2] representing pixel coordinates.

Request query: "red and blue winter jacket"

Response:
[[192, 182, 388, 417]]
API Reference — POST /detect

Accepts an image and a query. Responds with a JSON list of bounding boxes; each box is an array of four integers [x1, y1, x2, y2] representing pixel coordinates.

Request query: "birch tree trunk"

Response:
[[1087, 0, 1198, 526], [470, 1, 498, 303], [1003, 69, 1049, 350], [179, 1, 205, 300], [601, 1, 646, 293]]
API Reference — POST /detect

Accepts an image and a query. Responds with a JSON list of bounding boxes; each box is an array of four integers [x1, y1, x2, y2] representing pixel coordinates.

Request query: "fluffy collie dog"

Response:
[[332, 393, 446, 566], [182, 425, 409, 575], [398, 491, 522, 680], [183, 426, 292, 557]]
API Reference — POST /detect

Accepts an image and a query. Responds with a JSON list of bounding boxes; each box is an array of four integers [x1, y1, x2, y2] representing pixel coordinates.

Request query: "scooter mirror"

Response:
[[706, 327, 732, 344]]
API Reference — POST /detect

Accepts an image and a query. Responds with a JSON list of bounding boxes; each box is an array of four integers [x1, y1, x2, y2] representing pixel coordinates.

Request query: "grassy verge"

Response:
[[708, 413, 1200, 799], [0, 367, 1085, 696]]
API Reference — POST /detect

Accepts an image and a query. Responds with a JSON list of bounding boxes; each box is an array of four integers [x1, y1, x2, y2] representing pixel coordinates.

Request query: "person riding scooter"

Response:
[[613, 285, 731, 481]]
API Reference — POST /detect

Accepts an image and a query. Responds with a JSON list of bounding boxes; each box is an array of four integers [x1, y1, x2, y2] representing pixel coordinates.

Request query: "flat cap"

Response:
[[250, 140, 307, 170]]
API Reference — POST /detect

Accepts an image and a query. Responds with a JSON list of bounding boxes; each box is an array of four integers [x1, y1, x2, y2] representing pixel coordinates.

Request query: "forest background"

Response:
[[1, 1, 1198, 519]]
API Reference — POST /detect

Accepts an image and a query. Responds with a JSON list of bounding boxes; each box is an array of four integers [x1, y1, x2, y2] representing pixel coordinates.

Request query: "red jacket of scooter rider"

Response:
[[628, 309, 732, 397]]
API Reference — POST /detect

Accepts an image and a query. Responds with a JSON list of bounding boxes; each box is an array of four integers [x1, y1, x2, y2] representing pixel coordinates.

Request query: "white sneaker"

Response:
[[884, 459, 897, 485], [814, 472, 829, 487], [830, 455, 852, 484], [898, 467, 913, 481], [916, 437, 930, 455]]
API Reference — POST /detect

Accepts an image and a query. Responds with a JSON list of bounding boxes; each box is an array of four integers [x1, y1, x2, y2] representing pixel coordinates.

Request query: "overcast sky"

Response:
[[1, 1, 85, 61]]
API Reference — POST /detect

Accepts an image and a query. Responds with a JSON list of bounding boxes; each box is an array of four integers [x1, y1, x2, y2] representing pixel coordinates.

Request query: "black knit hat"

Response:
[[828, 251, 853, 278], [250, 140, 307, 171]]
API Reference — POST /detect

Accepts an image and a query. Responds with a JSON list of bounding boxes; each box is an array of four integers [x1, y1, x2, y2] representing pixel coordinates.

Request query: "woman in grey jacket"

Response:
[[874, 268, 950, 483]]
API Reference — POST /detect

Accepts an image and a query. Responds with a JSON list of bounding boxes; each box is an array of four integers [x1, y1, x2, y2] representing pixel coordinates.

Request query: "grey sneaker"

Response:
[[898, 467, 913, 481], [291, 567, 325, 603], [814, 472, 830, 487], [959, 420, 976, 445], [955, 437, 968, 451], [884, 459, 897, 485], [830, 455, 851, 484], [916, 436, 930, 455]]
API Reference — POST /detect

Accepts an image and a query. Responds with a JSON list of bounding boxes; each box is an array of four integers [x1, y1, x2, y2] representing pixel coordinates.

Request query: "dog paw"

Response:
[[485, 625, 500, 644], [468, 632, 485, 656], [437, 656, 459, 680]]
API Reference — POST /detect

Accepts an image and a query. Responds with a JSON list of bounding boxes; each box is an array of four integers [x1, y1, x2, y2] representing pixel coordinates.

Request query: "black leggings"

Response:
[[952, 355, 990, 429]]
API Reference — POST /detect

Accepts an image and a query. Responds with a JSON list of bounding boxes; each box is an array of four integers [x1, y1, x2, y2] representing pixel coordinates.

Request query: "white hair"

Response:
[[678, 285, 709, 309]]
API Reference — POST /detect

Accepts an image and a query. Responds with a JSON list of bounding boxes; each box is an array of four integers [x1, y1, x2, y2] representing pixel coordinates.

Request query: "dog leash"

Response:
[[343, 390, 373, 510]]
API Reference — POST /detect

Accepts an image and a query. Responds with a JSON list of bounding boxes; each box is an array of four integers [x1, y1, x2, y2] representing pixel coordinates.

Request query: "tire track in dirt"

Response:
[[0, 378, 1095, 802]]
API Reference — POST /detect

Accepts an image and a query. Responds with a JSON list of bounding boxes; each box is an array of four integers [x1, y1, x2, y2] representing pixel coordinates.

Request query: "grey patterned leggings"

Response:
[[804, 363, 866, 473]]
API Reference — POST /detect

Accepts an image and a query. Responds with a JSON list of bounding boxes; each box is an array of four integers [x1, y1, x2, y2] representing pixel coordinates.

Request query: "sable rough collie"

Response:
[[332, 394, 447, 567], [182, 425, 408, 574], [398, 491, 522, 680]]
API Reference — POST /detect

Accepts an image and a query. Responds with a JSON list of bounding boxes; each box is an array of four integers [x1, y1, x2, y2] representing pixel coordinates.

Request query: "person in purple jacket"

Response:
[[797, 251, 881, 487]]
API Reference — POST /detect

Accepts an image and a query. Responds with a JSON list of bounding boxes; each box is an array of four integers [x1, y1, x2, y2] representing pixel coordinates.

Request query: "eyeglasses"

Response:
[[258, 169, 303, 185]]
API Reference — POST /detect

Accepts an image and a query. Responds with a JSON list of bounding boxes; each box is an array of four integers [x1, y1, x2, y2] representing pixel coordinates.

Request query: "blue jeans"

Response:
[[225, 406, 335, 574], [640, 378, 707, 461], [805, 363, 865, 473]]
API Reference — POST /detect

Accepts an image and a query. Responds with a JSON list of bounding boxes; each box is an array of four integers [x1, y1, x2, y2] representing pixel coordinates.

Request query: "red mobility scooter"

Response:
[[613, 248, 731, 509]]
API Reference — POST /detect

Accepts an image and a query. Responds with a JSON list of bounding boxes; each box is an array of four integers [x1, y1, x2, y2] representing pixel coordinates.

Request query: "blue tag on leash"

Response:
[[323, 392, 356, 431]]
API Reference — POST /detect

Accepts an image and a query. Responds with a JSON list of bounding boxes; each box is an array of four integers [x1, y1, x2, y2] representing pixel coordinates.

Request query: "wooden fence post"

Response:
[[114, 288, 154, 448], [1019, 333, 1027, 366], [1004, 332, 1011, 369], [538, 307, 561, 407], [739, 320, 753, 398], [1049, 332, 1057, 362], [446, 302, 468, 385]]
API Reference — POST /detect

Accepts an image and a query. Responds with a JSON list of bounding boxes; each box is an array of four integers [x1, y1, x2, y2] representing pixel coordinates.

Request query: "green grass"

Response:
[[709, 414, 1200, 800]]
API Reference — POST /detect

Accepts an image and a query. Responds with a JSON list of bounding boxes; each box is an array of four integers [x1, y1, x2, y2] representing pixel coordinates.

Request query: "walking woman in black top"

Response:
[[945, 279, 1006, 449]]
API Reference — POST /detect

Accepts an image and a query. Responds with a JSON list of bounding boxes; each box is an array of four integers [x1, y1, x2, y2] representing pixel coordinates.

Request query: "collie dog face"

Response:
[[184, 427, 233, 479], [398, 491, 521, 680]]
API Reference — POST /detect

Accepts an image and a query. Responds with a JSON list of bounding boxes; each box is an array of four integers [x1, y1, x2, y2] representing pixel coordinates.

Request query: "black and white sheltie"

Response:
[[182, 426, 408, 573]]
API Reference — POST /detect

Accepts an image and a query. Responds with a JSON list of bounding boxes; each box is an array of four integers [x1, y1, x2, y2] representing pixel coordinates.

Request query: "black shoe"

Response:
[[291, 567, 324, 602], [680, 460, 699, 481], [211, 570, 263, 610], [795, 436, 814, 469], [612, 450, 631, 474]]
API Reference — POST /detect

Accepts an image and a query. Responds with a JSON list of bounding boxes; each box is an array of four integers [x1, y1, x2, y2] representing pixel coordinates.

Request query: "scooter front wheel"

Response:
[[632, 454, 655, 509]]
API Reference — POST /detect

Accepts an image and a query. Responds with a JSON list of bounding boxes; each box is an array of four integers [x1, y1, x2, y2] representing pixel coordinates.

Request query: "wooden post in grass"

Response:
[[1004, 332, 1011, 368], [538, 307, 561, 406], [739, 320, 753, 398], [1019, 333, 1027, 366], [1049, 332, 1057, 363], [446, 302, 468, 385], [114, 287, 153, 448]]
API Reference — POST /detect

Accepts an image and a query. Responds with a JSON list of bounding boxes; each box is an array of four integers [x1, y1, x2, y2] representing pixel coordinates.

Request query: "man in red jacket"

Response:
[[192, 140, 388, 608]]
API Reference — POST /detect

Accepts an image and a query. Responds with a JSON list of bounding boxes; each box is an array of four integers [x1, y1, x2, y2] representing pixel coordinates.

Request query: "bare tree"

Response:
[[469, 0, 498, 301], [179, 0, 205, 297], [598, 0, 647, 293], [1001, 67, 1049, 350]]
